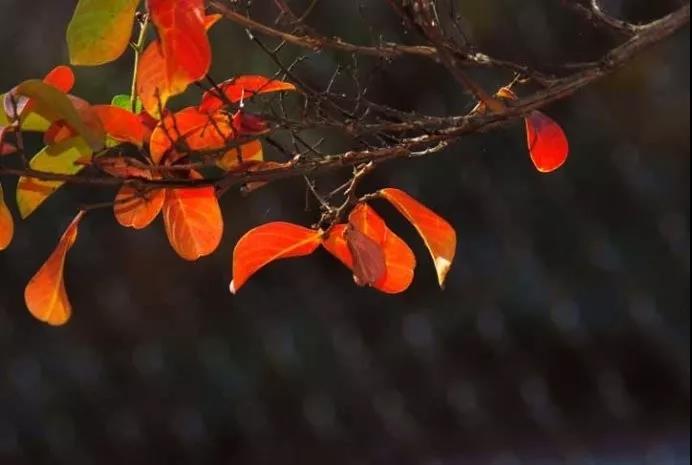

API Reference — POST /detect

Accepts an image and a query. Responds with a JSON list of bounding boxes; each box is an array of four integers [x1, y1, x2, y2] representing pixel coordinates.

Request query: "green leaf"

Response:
[[67, 0, 141, 66], [17, 137, 93, 219], [111, 94, 142, 113], [15, 79, 105, 150]]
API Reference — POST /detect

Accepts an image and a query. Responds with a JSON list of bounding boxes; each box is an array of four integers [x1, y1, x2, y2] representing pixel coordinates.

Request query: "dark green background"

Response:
[[0, 1, 689, 464]]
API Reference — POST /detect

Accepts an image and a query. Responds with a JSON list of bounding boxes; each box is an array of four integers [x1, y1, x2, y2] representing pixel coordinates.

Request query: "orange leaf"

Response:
[[322, 203, 416, 293], [92, 104, 146, 146], [230, 222, 322, 294], [525, 110, 569, 173], [379, 188, 456, 288], [136, 40, 170, 118], [0, 183, 14, 251], [149, 106, 215, 164], [114, 185, 165, 230], [217, 139, 264, 171], [24, 210, 85, 326], [149, 108, 264, 165], [162, 172, 223, 260], [199, 75, 297, 113], [44, 120, 77, 145]]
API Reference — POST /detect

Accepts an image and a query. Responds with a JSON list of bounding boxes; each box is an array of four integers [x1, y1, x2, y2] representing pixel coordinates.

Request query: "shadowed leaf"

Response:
[[0, 183, 14, 251], [114, 185, 165, 229], [16, 137, 93, 219], [14, 80, 104, 150], [345, 224, 386, 286], [322, 203, 416, 293]]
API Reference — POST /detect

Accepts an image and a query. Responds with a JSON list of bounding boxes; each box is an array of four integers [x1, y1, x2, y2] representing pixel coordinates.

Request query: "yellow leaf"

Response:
[[67, 0, 141, 66], [17, 137, 93, 219]]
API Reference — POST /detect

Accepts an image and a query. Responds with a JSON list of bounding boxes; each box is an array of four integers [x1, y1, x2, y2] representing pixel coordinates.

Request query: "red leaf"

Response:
[[162, 172, 223, 260], [136, 13, 219, 118], [230, 222, 322, 294], [199, 75, 297, 113], [525, 110, 569, 173], [379, 188, 456, 288], [322, 203, 416, 293], [42, 65, 75, 93], [141, 0, 210, 117], [24, 210, 85, 326]]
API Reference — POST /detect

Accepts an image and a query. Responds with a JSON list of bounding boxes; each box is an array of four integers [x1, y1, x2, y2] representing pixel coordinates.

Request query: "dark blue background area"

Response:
[[0, 0, 689, 464]]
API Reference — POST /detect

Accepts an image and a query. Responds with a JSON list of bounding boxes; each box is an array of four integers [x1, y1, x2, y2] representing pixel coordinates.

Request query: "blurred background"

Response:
[[0, 0, 689, 464]]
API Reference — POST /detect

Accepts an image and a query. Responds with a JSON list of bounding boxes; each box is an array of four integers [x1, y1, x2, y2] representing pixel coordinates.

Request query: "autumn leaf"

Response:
[[2, 65, 75, 132], [379, 188, 456, 288], [0, 183, 14, 251], [13, 80, 105, 150], [495, 86, 569, 173], [24, 210, 85, 326], [67, 0, 141, 65], [92, 104, 146, 146], [148, 106, 213, 164], [44, 120, 78, 145], [114, 185, 165, 229], [217, 140, 264, 171], [162, 172, 223, 260], [42, 65, 76, 94], [322, 203, 416, 293], [149, 107, 265, 165], [138, 1, 212, 116], [525, 110, 569, 173], [344, 224, 386, 286], [16, 137, 93, 219], [199, 75, 297, 113], [230, 222, 322, 294]]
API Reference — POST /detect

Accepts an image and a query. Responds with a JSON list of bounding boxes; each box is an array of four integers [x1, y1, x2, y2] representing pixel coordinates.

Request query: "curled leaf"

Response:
[[24, 210, 85, 326], [0, 183, 14, 251], [14, 80, 104, 150], [379, 188, 456, 288], [322, 203, 416, 293], [344, 224, 386, 286], [230, 222, 322, 294]]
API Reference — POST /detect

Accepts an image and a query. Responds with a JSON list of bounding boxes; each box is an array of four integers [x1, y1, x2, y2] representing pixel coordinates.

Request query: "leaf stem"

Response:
[[130, 12, 149, 113]]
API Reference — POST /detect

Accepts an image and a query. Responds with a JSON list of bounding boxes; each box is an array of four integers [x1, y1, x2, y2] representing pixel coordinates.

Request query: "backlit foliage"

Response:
[[0, 0, 686, 325]]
